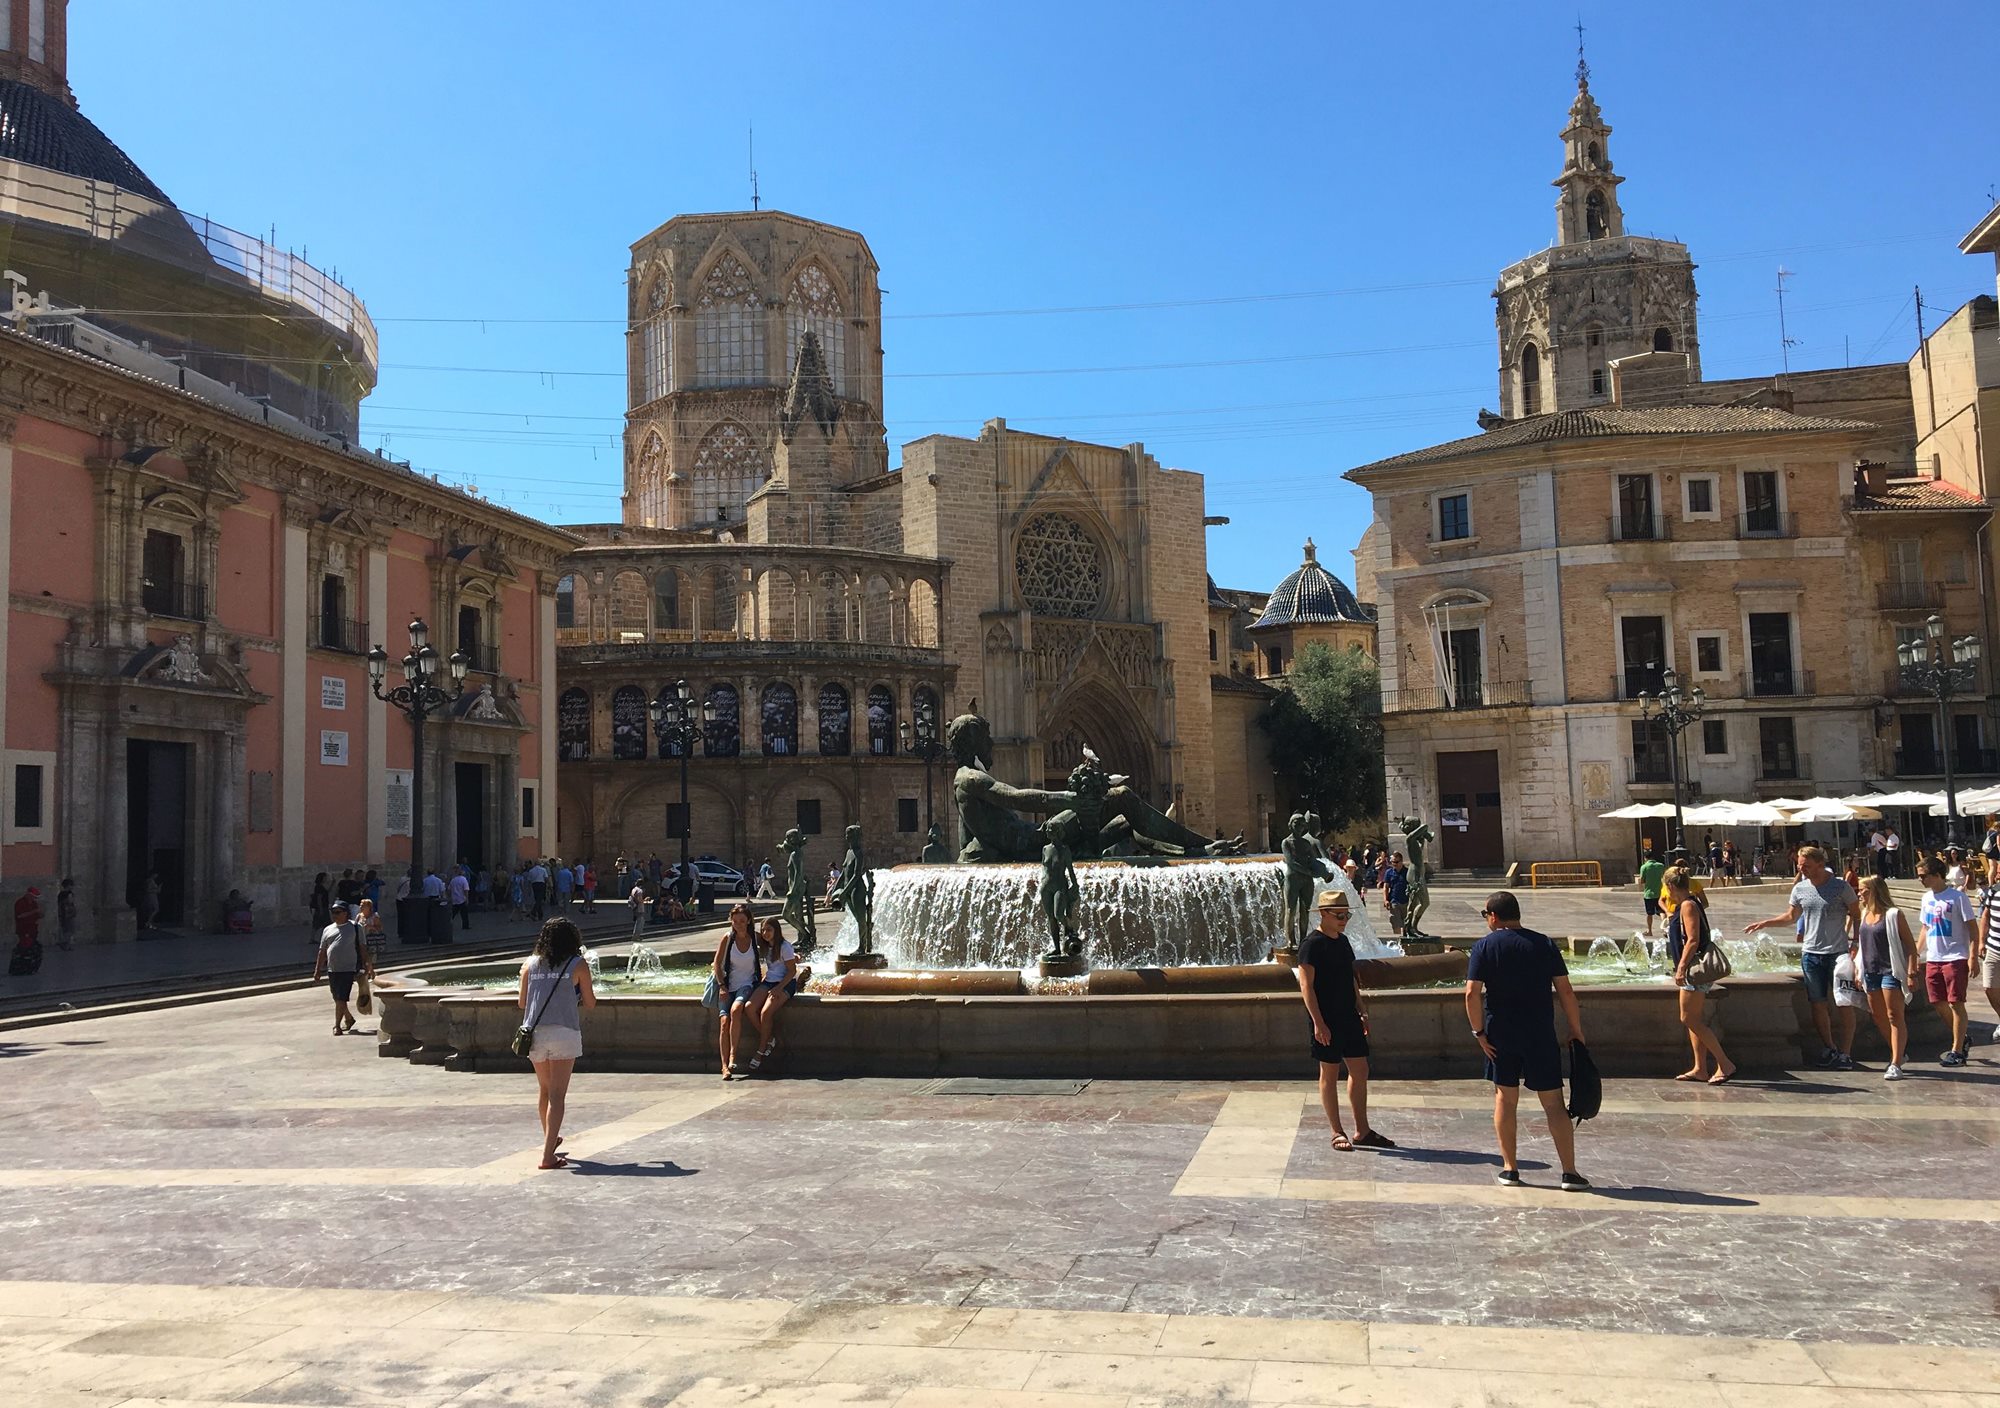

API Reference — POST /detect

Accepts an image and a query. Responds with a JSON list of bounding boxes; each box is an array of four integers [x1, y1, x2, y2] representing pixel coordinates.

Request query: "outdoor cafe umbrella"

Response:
[[1682, 801, 1794, 826], [1599, 803, 1679, 819], [1784, 799, 1884, 823]]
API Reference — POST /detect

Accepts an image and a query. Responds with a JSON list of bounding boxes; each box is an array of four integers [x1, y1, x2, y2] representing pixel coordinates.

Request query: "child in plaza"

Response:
[[1917, 857, 1975, 1066]]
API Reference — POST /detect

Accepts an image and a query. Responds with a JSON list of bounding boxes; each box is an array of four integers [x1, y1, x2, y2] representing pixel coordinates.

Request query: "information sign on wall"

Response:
[[320, 730, 350, 766], [321, 676, 347, 710]]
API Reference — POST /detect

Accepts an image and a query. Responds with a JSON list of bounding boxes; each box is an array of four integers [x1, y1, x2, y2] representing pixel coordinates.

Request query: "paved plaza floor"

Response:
[[0, 938, 1996, 1408]]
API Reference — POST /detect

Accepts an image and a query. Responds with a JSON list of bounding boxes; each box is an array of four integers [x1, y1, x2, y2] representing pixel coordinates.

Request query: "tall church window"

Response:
[[554, 575, 576, 630], [1653, 326, 1675, 352], [636, 277, 671, 405], [761, 682, 799, 756], [1585, 191, 1608, 240], [867, 685, 896, 756], [818, 683, 852, 756], [704, 684, 741, 757], [784, 265, 845, 394], [611, 686, 648, 761], [557, 687, 591, 761], [690, 421, 766, 526], [1519, 344, 1542, 416], [694, 253, 764, 387]]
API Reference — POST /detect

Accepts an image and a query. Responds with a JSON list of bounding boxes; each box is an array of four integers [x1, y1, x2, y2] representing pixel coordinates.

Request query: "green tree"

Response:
[[1258, 642, 1386, 834]]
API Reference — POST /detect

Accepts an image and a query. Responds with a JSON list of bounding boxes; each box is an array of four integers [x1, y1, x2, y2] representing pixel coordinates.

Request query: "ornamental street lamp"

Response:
[[901, 695, 944, 830], [650, 679, 712, 903], [1638, 662, 1706, 852], [367, 619, 467, 940], [1898, 613, 1982, 846]]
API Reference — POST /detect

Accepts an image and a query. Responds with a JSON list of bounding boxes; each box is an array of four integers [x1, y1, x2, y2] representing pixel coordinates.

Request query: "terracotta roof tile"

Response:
[[1851, 479, 1991, 512]]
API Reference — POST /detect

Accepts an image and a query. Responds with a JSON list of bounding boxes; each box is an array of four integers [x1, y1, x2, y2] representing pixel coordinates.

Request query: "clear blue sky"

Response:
[[71, 1, 2000, 595]]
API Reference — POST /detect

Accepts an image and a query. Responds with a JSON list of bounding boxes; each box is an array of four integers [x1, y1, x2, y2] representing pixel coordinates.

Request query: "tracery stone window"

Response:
[[785, 264, 845, 394], [694, 253, 764, 387], [691, 421, 766, 526], [634, 431, 666, 528], [636, 276, 671, 405], [818, 683, 851, 756], [1014, 513, 1107, 619]]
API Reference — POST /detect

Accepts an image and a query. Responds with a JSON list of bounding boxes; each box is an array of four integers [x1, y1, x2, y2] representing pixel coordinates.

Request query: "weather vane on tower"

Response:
[[1575, 17, 1590, 89]]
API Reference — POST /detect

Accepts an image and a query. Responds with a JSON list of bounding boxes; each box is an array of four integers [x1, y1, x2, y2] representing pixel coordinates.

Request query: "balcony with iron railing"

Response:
[[141, 580, 208, 622], [1628, 751, 1674, 784], [1894, 746, 2000, 778], [1737, 510, 1797, 540], [1877, 581, 1945, 611], [311, 615, 368, 655], [1612, 668, 1670, 701], [1607, 514, 1671, 544], [1747, 667, 1814, 698], [1382, 678, 1532, 713], [454, 637, 502, 674]]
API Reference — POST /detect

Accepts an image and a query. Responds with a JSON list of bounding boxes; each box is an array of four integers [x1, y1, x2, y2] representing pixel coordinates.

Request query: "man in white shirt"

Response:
[[1918, 857, 1974, 1065], [1867, 826, 1889, 879], [448, 869, 471, 931], [1883, 828, 1903, 879], [526, 860, 550, 919]]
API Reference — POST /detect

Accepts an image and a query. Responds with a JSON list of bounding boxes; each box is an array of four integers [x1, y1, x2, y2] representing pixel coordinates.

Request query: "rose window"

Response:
[[1014, 513, 1106, 618]]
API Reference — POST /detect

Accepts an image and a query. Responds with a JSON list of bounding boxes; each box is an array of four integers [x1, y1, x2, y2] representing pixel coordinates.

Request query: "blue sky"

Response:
[[70, 1, 2000, 594]]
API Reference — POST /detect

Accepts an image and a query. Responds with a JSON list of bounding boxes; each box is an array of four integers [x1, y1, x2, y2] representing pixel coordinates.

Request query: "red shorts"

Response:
[[1925, 959, 1969, 1004]]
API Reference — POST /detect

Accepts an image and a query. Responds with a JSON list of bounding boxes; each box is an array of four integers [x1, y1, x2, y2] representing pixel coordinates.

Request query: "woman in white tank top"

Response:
[[712, 903, 761, 1078]]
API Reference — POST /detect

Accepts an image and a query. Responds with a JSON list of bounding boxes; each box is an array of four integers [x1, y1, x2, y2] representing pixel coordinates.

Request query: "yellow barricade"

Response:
[[1529, 861, 1603, 889]]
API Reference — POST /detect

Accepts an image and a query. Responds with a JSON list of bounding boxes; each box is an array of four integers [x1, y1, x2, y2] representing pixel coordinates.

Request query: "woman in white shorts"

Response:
[[517, 917, 596, 1169]]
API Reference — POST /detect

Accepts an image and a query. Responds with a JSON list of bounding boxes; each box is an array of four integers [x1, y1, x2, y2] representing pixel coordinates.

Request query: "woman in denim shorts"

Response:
[[712, 902, 762, 1078], [1854, 876, 1918, 1079]]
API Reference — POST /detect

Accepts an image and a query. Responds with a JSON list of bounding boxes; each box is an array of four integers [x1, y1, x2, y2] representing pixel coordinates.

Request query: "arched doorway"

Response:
[[1041, 683, 1157, 803]]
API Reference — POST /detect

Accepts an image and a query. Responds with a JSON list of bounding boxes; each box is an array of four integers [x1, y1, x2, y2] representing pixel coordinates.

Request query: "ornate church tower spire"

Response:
[[1490, 44, 1701, 419], [1553, 50, 1624, 245]]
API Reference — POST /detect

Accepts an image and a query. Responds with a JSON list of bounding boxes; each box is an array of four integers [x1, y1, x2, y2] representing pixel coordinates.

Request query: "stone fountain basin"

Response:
[[372, 959, 1938, 1079]]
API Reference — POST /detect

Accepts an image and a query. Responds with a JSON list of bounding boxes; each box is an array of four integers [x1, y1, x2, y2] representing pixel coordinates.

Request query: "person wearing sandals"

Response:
[[746, 916, 811, 1075], [1855, 875, 1918, 1080], [356, 897, 387, 967], [311, 901, 373, 1035], [712, 902, 762, 1078], [1297, 889, 1394, 1152], [517, 917, 596, 1170], [1663, 867, 1734, 1084]]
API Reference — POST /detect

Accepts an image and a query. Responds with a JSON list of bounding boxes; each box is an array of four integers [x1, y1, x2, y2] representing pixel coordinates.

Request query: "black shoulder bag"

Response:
[[512, 957, 576, 1058]]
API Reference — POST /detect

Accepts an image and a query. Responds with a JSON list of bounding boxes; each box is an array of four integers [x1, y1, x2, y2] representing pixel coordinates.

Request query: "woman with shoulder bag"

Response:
[[711, 902, 761, 1079], [1855, 876, 1917, 1080], [516, 917, 596, 1169], [1665, 867, 1735, 1084]]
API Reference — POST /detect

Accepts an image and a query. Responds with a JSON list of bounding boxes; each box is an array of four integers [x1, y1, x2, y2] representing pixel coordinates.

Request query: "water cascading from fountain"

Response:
[[831, 858, 1403, 971]]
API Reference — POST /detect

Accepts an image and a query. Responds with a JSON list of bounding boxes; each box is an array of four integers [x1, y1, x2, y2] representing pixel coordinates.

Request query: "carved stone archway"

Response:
[[1040, 679, 1156, 802]]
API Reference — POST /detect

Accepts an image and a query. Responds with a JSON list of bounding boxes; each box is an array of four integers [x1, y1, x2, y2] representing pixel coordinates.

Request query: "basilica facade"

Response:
[[550, 211, 1344, 871]]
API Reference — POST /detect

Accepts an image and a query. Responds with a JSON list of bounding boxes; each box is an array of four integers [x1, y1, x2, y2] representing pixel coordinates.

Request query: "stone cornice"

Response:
[[0, 327, 580, 570]]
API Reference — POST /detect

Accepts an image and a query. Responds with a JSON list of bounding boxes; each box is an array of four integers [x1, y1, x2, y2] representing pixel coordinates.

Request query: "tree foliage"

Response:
[[1257, 642, 1386, 834]]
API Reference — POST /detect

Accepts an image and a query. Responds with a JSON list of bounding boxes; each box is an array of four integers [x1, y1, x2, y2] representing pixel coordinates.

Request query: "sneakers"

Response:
[[1495, 1168, 1524, 1187], [1832, 1052, 1856, 1071], [1559, 1170, 1592, 1192], [1884, 1064, 1904, 1081], [1940, 1050, 1967, 1067], [1814, 1047, 1843, 1069]]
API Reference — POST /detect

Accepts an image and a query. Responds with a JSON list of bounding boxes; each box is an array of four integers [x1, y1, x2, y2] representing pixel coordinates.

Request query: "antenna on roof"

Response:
[[1775, 266, 1800, 376], [749, 123, 761, 211]]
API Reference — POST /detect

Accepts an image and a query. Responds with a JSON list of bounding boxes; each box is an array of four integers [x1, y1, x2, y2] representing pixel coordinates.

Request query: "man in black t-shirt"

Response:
[[1464, 890, 1589, 1191], [1297, 889, 1395, 1152]]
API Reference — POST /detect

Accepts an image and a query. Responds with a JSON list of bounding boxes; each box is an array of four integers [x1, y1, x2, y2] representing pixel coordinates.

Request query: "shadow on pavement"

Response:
[[568, 1159, 698, 1178]]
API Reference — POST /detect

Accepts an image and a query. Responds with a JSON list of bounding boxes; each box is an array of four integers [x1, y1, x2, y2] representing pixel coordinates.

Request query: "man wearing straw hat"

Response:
[[1296, 888, 1395, 1152]]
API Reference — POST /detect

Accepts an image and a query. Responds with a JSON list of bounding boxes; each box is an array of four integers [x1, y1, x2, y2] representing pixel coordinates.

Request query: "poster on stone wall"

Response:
[[320, 730, 349, 766], [761, 684, 798, 756], [818, 683, 851, 756], [558, 687, 591, 761], [385, 769, 411, 836], [321, 676, 346, 710], [611, 686, 647, 761]]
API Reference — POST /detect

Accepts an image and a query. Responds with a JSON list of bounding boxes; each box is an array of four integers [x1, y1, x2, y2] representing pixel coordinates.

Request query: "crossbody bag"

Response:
[[1684, 903, 1733, 985], [512, 957, 576, 1058]]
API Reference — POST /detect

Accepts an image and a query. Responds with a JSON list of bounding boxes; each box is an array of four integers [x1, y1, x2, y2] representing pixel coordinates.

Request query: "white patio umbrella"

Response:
[[1784, 799, 1883, 823], [1845, 790, 1945, 808], [1763, 798, 1812, 810], [1599, 802, 1680, 819], [1682, 801, 1792, 826]]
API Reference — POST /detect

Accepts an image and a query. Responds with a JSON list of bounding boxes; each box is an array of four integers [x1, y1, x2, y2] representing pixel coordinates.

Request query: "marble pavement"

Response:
[[0, 955, 1995, 1406]]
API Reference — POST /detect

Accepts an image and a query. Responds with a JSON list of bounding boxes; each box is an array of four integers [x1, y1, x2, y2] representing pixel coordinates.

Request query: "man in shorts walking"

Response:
[[1917, 857, 1974, 1065], [1638, 851, 1667, 937], [1465, 891, 1588, 1191], [1296, 889, 1394, 1152], [1745, 845, 1860, 1069]]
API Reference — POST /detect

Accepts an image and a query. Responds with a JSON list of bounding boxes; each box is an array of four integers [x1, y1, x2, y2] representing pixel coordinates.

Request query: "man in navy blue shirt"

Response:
[[1465, 890, 1589, 1191]]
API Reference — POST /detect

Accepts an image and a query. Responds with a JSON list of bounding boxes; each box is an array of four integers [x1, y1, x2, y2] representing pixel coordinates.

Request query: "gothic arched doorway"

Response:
[[1042, 683, 1157, 804]]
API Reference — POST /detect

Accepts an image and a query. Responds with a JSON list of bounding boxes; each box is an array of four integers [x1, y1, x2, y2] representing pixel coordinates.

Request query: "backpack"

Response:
[[1565, 1039, 1602, 1122], [9, 939, 43, 976]]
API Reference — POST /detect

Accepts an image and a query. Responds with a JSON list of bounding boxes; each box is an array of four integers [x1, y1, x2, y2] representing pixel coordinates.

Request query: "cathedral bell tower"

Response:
[[1491, 53, 1700, 419]]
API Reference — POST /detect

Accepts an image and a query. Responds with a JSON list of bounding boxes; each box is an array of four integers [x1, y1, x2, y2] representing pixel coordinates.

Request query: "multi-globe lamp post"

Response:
[[1637, 662, 1705, 852], [649, 679, 715, 903], [1898, 613, 1982, 846], [900, 697, 944, 830], [366, 618, 467, 940]]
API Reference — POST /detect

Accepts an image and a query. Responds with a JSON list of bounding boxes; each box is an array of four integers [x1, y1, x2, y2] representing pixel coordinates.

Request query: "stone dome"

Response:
[[1250, 539, 1371, 630], [0, 77, 170, 202]]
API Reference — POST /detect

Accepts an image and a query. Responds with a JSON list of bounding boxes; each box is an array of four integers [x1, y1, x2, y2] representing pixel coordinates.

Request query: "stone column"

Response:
[[365, 541, 389, 864], [537, 581, 558, 858], [280, 512, 309, 869]]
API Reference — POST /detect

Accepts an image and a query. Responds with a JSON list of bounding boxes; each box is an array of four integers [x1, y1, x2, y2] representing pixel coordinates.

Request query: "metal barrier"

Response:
[[1529, 861, 1603, 889]]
